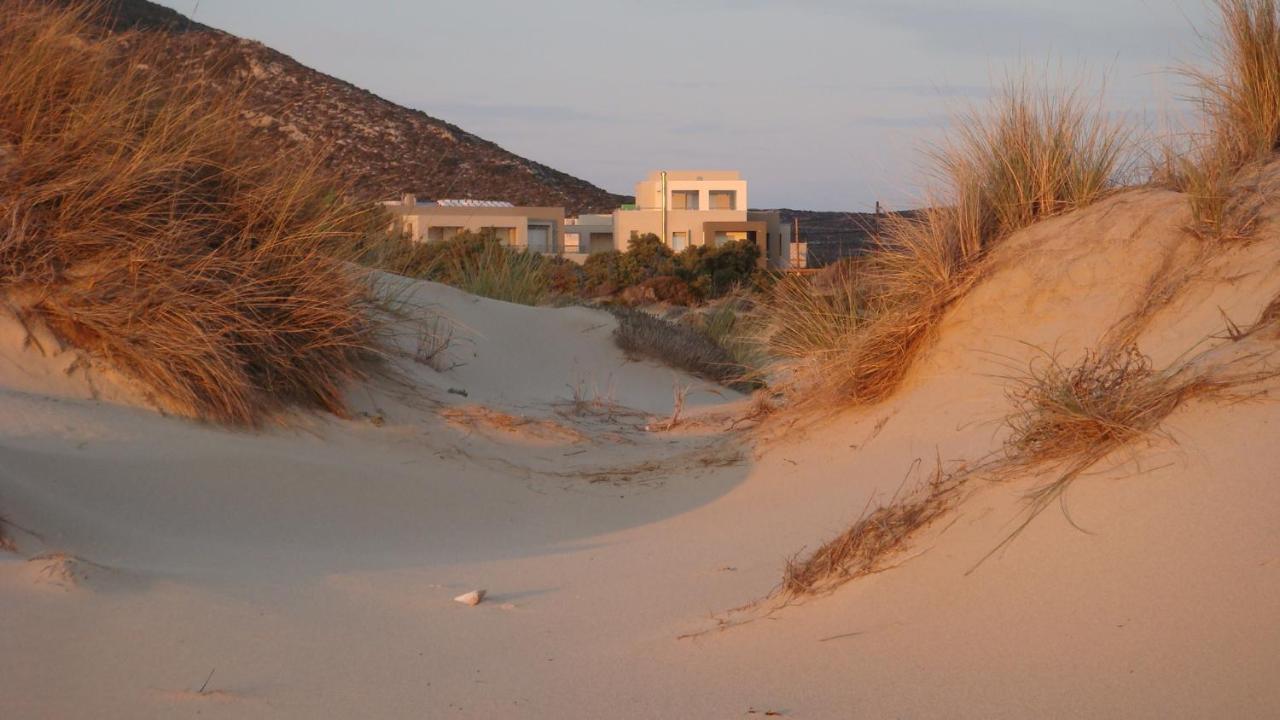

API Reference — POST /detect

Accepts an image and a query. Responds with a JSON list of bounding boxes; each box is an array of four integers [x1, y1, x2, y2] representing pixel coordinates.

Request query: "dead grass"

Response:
[[0, 2, 379, 425], [771, 76, 1127, 407], [1190, 0, 1280, 173], [994, 341, 1278, 554], [1160, 0, 1280, 239], [1003, 346, 1184, 466], [781, 460, 967, 596]]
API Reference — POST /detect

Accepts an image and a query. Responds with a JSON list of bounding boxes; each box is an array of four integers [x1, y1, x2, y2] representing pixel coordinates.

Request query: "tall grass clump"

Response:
[[772, 77, 1128, 406], [0, 1, 379, 425], [1191, 0, 1280, 172], [1162, 0, 1280, 238], [440, 241, 549, 306]]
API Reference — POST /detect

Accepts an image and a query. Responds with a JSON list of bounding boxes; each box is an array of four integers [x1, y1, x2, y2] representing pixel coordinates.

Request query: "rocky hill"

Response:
[[68, 0, 628, 214], [60, 0, 885, 241]]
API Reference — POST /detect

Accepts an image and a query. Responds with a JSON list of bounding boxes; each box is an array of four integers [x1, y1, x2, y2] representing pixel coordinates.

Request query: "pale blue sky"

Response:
[[162, 1, 1212, 210]]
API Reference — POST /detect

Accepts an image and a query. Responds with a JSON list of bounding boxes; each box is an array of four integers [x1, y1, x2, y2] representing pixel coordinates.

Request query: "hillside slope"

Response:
[[2, 176, 1279, 717], [62, 0, 627, 214]]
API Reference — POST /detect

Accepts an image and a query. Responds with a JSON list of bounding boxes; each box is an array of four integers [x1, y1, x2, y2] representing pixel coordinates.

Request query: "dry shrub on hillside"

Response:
[[0, 2, 378, 425], [772, 77, 1127, 406]]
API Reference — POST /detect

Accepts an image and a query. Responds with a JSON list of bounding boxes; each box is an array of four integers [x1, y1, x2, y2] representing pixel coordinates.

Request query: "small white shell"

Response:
[[453, 589, 486, 606]]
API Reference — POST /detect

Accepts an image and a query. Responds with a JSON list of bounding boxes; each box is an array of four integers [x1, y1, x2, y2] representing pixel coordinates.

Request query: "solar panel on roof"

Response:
[[435, 199, 514, 208]]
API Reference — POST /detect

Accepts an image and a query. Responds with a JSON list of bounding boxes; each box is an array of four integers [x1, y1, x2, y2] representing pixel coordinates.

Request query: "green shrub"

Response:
[[582, 250, 630, 295]]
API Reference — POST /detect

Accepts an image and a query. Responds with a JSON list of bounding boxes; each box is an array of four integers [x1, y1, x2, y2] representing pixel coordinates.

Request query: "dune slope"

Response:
[[2, 186, 1280, 718]]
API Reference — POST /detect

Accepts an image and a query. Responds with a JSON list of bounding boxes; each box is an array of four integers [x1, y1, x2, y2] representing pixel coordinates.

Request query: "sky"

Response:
[[159, 0, 1214, 210]]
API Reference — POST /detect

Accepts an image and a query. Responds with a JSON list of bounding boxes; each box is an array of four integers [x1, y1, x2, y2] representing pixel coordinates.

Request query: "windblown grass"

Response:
[[443, 242, 549, 306], [995, 341, 1277, 556], [782, 460, 966, 596], [694, 296, 769, 382], [1161, 0, 1280, 238], [769, 76, 1128, 407], [0, 1, 378, 425], [1190, 0, 1280, 172], [766, 263, 868, 363]]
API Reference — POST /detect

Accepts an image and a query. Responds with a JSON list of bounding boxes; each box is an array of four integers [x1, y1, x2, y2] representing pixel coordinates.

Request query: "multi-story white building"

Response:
[[564, 170, 792, 268], [385, 171, 794, 269]]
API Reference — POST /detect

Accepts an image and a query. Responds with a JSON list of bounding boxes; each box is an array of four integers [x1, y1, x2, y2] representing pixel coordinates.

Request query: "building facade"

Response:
[[384, 171, 793, 269], [383, 196, 566, 252], [563, 170, 792, 269]]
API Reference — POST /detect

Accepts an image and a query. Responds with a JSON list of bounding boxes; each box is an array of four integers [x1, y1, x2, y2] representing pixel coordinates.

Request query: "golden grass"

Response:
[[0, 1, 379, 425], [768, 77, 1127, 408], [1161, 0, 1280, 239], [991, 341, 1277, 562], [1190, 0, 1280, 172], [781, 460, 966, 596], [935, 76, 1130, 256]]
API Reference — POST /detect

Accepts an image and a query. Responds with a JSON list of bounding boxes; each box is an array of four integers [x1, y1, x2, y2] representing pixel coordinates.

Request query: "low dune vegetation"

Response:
[[0, 1, 379, 425], [611, 307, 761, 392], [1161, 0, 1280, 239], [779, 0, 1280, 597], [356, 229, 765, 309], [766, 76, 1129, 409]]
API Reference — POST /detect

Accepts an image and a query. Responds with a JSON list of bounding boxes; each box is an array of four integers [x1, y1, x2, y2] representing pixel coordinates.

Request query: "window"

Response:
[[482, 227, 515, 244], [671, 190, 699, 210], [427, 226, 463, 242], [714, 230, 749, 247], [709, 190, 736, 210], [671, 231, 689, 251]]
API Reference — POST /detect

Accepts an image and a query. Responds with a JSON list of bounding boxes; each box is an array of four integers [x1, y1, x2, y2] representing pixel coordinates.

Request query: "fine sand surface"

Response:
[[3, 189, 1280, 718]]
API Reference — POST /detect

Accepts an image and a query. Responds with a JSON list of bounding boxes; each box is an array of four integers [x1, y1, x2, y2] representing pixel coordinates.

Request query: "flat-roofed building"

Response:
[[383, 195, 566, 253], [606, 170, 791, 268]]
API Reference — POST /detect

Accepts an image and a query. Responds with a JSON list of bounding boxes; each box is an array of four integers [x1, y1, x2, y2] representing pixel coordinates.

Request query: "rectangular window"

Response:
[[482, 227, 515, 244], [671, 190, 699, 210], [709, 190, 736, 210], [714, 230, 749, 247], [428, 226, 463, 242], [671, 231, 689, 251]]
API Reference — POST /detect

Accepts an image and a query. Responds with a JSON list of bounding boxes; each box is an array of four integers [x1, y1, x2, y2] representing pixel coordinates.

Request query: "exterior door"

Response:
[[527, 224, 550, 253]]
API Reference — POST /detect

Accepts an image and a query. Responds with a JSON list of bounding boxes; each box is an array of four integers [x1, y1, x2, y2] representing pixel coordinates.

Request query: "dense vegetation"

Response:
[[0, 1, 379, 426], [358, 230, 764, 308]]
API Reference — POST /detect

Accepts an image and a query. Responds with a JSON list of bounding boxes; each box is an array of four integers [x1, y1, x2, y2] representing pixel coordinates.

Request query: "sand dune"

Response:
[[3, 187, 1280, 718]]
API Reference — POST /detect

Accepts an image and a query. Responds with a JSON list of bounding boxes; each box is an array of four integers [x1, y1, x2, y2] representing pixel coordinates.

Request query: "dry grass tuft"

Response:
[[999, 341, 1277, 538], [935, 76, 1130, 255], [769, 76, 1127, 407], [1003, 346, 1184, 465], [1161, 0, 1280, 239], [0, 2, 379, 425], [1190, 0, 1280, 173], [781, 460, 966, 596]]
